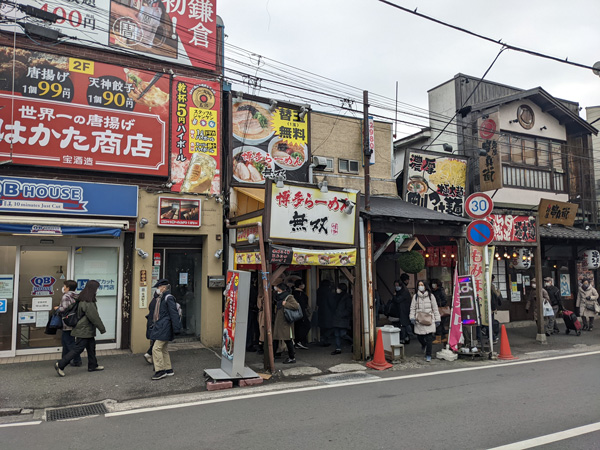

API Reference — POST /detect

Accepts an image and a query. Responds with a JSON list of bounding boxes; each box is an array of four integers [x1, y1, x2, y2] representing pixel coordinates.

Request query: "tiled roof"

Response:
[[539, 225, 600, 241], [359, 195, 471, 224]]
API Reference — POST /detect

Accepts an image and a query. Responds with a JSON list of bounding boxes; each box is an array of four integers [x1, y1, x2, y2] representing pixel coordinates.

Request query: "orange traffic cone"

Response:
[[366, 329, 393, 370], [498, 324, 518, 360]]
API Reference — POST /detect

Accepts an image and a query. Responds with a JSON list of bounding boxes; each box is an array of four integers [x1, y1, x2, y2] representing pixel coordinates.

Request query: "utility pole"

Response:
[[363, 90, 375, 355]]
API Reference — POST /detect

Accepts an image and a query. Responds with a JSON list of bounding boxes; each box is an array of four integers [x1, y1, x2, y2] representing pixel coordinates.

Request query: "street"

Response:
[[2, 351, 599, 450]]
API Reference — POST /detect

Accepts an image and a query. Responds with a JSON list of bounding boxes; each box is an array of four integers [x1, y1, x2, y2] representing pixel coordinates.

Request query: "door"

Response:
[[0, 247, 17, 355], [164, 249, 202, 337], [18, 248, 69, 350]]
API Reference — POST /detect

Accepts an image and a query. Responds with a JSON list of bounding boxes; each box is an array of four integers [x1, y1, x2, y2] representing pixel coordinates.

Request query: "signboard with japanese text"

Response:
[[269, 245, 357, 266], [366, 115, 375, 165], [0, 47, 169, 176], [77, 278, 117, 296], [468, 246, 494, 326], [486, 214, 536, 243], [220, 270, 250, 377], [478, 112, 503, 191], [269, 184, 357, 246], [170, 77, 221, 194], [232, 94, 310, 186], [0, 0, 217, 71], [158, 196, 201, 227], [538, 199, 576, 227], [0, 176, 138, 217], [404, 150, 467, 218]]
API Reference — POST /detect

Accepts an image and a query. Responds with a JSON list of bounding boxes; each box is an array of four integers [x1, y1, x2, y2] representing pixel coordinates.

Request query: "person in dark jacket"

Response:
[[272, 283, 300, 364], [55, 280, 106, 377], [544, 277, 562, 334], [148, 279, 182, 380], [143, 289, 160, 365], [293, 279, 310, 350], [430, 279, 448, 344], [331, 283, 352, 355], [55, 280, 82, 367], [388, 277, 412, 344], [317, 279, 335, 346]]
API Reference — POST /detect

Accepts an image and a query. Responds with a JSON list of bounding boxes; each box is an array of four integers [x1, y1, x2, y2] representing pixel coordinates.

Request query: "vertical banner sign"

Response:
[[170, 78, 220, 194], [367, 115, 375, 165], [404, 151, 467, 218], [469, 246, 495, 326], [448, 268, 463, 352], [478, 112, 503, 191], [221, 270, 250, 377]]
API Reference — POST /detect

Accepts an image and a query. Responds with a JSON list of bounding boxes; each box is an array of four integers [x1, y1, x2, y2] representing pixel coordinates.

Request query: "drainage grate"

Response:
[[46, 403, 107, 422], [314, 371, 378, 384]]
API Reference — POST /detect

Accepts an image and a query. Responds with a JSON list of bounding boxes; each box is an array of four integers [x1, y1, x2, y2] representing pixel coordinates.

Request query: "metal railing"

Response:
[[502, 165, 565, 192]]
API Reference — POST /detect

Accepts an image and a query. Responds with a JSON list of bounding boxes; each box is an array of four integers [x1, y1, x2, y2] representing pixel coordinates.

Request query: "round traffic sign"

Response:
[[466, 192, 493, 219], [479, 118, 497, 140], [466, 220, 495, 247]]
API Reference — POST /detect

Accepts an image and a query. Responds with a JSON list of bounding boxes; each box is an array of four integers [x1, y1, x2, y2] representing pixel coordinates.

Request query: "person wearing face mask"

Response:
[[430, 279, 448, 344], [409, 280, 441, 362], [55, 280, 82, 367], [525, 278, 552, 336], [143, 287, 162, 365], [544, 277, 562, 334], [272, 283, 301, 364], [576, 277, 599, 331], [387, 276, 412, 344], [330, 283, 353, 355]]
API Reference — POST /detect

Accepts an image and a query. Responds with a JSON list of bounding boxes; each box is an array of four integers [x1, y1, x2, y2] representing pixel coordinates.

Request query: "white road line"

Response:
[[105, 350, 600, 418], [0, 421, 42, 428], [488, 421, 600, 449]]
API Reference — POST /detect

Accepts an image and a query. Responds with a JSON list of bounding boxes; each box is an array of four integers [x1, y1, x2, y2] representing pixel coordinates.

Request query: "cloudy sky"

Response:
[[218, 0, 600, 138]]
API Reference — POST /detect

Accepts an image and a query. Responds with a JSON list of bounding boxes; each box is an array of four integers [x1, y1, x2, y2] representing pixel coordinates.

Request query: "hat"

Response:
[[400, 273, 410, 282], [153, 278, 169, 288], [543, 277, 553, 283]]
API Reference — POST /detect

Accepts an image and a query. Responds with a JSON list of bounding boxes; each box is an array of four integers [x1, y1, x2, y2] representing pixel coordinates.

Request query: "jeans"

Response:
[[58, 337, 98, 370], [417, 333, 434, 357], [152, 340, 172, 372], [61, 330, 82, 365], [333, 327, 350, 350]]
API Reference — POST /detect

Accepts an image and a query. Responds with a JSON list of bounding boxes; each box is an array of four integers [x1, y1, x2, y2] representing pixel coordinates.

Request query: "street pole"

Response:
[[363, 90, 375, 355], [535, 217, 546, 344], [484, 245, 494, 356]]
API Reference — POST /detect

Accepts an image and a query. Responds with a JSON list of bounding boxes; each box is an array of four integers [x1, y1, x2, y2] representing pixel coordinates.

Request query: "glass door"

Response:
[[17, 248, 70, 350], [0, 247, 17, 355]]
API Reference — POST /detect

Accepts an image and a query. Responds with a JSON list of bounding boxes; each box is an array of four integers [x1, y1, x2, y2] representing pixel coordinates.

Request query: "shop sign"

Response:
[[538, 199, 576, 227], [404, 150, 467, 218], [158, 197, 201, 227], [0, 176, 138, 217], [0, 299, 6, 314], [478, 112, 503, 191], [468, 246, 494, 326], [0, 1, 218, 71], [0, 275, 13, 298], [30, 276, 56, 296], [77, 278, 117, 296], [457, 274, 478, 325], [486, 214, 536, 242], [583, 249, 600, 270], [366, 115, 375, 165], [269, 185, 357, 245], [232, 95, 310, 186], [170, 78, 221, 194], [0, 47, 169, 176], [235, 252, 262, 265], [270, 245, 357, 266], [220, 271, 250, 377]]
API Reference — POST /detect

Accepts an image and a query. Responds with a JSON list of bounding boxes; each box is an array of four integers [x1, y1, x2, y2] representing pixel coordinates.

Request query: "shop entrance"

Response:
[[18, 248, 69, 350]]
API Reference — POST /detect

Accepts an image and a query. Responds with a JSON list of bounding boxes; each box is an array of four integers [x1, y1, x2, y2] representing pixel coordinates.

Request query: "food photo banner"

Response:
[[0, 0, 218, 71], [0, 47, 169, 176], [404, 150, 467, 218], [231, 94, 310, 186], [269, 184, 356, 246], [270, 245, 357, 266], [170, 77, 220, 194], [157, 196, 201, 227]]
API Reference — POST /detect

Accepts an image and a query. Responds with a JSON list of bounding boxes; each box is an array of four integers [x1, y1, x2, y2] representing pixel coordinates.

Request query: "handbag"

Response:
[[416, 311, 433, 325], [438, 306, 451, 318], [542, 300, 554, 317], [49, 311, 63, 329], [284, 306, 303, 324]]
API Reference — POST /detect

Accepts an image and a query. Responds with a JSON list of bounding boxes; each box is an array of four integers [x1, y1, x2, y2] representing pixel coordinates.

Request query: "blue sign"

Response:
[[0, 177, 138, 217], [466, 220, 494, 246], [0, 299, 6, 313]]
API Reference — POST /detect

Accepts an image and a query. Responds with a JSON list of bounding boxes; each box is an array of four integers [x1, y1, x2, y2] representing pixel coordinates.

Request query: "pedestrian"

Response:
[[430, 279, 448, 344], [576, 278, 599, 331], [272, 283, 301, 364], [148, 279, 182, 380], [409, 280, 441, 362], [292, 279, 310, 350], [317, 279, 335, 346], [54, 280, 106, 377], [55, 280, 82, 367], [143, 288, 160, 365], [525, 278, 552, 336], [490, 275, 502, 342], [388, 276, 412, 344], [330, 283, 353, 355], [246, 275, 260, 352], [544, 277, 563, 334]]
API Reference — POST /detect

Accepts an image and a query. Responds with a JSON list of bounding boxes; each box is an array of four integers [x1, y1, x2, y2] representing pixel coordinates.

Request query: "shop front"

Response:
[[0, 176, 136, 358]]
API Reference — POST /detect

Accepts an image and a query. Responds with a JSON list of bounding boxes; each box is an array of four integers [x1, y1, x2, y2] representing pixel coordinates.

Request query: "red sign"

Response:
[[222, 271, 240, 361], [466, 220, 494, 246], [158, 197, 201, 227], [170, 77, 220, 194], [486, 214, 536, 243], [479, 118, 497, 140], [0, 48, 169, 176]]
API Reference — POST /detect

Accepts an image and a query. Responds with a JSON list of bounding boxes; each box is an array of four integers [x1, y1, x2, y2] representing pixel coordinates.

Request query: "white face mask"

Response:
[[336, 288, 342, 294], [418, 286, 425, 292], [62, 286, 67, 294], [531, 283, 536, 288], [431, 284, 437, 289], [395, 286, 401, 291]]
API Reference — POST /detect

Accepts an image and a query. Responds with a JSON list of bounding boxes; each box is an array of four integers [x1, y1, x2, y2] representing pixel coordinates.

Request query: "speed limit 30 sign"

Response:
[[466, 193, 493, 219]]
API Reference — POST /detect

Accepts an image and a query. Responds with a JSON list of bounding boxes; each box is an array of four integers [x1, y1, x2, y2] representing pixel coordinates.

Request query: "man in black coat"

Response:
[[317, 279, 335, 346], [544, 277, 563, 334], [388, 275, 412, 344]]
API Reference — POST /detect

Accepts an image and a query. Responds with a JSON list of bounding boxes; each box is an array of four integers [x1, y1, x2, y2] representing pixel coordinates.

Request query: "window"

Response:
[[505, 135, 564, 170], [314, 157, 334, 172], [339, 158, 360, 174], [551, 143, 563, 171]]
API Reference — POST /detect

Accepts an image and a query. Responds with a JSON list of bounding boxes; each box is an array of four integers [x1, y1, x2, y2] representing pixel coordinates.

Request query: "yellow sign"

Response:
[[271, 107, 308, 146], [189, 108, 218, 155], [292, 248, 356, 266], [69, 58, 94, 74], [235, 252, 262, 265]]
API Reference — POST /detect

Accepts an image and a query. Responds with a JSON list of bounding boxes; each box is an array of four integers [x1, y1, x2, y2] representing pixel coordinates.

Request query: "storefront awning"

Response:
[[540, 225, 600, 241], [0, 216, 129, 237]]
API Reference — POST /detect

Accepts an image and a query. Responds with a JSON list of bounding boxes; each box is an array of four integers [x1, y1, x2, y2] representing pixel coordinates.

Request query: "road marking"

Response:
[[0, 421, 42, 428], [488, 421, 600, 449], [105, 350, 600, 418]]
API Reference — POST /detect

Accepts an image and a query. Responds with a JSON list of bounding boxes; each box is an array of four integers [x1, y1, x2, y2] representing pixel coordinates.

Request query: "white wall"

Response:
[[484, 187, 568, 209], [499, 100, 566, 141], [585, 106, 600, 194], [427, 80, 458, 151]]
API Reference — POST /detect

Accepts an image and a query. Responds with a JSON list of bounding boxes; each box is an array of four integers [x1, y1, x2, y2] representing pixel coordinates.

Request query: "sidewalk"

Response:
[[1, 322, 598, 414]]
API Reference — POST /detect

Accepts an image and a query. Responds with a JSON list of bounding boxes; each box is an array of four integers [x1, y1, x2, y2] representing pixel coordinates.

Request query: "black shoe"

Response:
[[165, 369, 174, 376], [282, 358, 296, 364], [152, 371, 167, 380], [331, 349, 342, 355], [70, 361, 83, 367], [88, 365, 104, 372], [545, 332, 551, 337]]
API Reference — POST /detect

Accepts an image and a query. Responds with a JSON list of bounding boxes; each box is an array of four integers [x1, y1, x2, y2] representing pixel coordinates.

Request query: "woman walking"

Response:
[[272, 283, 301, 364], [54, 280, 106, 377], [409, 280, 440, 362], [331, 283, 352, 355], [577, 278, 599, 331]]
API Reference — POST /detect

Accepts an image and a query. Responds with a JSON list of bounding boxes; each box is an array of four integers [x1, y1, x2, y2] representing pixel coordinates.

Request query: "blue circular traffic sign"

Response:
[[466, 220, 494, 246]]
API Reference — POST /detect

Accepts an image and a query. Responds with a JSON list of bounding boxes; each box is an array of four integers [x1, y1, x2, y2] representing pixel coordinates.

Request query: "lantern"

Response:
[[583, 249, 600, 269], [511, 248, 532, 270]]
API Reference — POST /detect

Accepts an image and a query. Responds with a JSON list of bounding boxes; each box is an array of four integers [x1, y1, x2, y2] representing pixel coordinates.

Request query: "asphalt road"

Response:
[[3, 352, 600, 450]]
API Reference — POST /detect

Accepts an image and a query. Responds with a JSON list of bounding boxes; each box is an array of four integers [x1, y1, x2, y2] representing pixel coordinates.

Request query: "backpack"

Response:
[[165, 294, 182, 321], [62, 300, 82, 328]]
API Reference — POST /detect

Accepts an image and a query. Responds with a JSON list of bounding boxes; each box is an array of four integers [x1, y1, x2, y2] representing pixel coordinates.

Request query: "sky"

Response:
[[217, 0, 600, 139]]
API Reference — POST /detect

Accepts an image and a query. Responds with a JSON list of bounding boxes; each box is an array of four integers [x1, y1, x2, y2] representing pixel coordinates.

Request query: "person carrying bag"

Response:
[[409, 280, 441, 362]]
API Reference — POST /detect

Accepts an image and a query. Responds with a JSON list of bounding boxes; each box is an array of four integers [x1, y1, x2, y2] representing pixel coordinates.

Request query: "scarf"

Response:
[[153, 285, 171, 323]]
